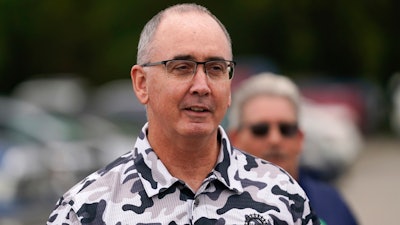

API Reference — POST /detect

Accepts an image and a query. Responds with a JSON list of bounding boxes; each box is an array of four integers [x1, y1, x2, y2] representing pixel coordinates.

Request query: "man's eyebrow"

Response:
[[172, 55, 227, 61], [206, 56, 227, 61], [172, 55, 194, 60]]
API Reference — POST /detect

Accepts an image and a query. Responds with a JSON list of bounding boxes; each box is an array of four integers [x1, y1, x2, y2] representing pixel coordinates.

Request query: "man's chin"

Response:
[[180, 122, 216, 137]]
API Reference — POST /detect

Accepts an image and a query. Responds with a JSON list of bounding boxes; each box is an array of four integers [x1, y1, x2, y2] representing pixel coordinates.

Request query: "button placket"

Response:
[[193, 197, 200, 207]]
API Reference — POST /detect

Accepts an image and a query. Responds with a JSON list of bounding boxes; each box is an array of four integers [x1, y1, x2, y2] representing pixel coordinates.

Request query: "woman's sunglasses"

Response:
[[243, 122, 299, 138]]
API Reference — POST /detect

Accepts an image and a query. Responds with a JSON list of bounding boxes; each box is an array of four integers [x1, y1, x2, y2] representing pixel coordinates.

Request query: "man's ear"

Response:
[[228, 92, 231, 107], [131, 65, 149, 104], [295, 129, 305, 154]]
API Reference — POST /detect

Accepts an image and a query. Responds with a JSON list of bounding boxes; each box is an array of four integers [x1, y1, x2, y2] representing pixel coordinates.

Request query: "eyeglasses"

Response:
[[141, 59, 236, 80], [242, 122, 299, 138]]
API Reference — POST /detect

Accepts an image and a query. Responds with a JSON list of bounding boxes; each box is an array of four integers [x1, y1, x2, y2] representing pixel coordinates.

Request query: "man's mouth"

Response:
[[189, 107, 208, 112]]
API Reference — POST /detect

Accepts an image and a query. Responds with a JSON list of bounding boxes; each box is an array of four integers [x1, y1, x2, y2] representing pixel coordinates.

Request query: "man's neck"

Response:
[[147, 128, 221, 192]]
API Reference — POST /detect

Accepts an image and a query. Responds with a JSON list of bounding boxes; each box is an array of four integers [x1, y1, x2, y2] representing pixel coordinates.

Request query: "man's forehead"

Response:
[[151, 13, 231, 59], [158, 11, 218, 33]]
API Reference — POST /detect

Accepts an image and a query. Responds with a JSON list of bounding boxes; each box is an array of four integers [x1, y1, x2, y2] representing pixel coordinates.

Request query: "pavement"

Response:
[[335, 135, 400, 225]]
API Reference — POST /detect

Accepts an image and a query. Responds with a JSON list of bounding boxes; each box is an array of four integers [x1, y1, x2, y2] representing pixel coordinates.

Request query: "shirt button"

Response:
[[194, 197, 200, 207]]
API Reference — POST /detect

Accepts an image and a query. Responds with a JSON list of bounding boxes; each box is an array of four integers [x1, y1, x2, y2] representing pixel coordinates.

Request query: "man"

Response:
[[47, 4, 319, 224], [228, 72, 358, 225]]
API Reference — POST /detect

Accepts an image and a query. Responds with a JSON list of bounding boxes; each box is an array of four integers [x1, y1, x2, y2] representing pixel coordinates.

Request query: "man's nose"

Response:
[[189, 64, 211, 96], [266, 126, 283, 144]]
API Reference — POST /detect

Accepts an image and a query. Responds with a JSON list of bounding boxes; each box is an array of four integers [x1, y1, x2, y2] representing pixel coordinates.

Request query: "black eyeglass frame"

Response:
[[240, 122, 299, 138], [141, 59, 236, 79]]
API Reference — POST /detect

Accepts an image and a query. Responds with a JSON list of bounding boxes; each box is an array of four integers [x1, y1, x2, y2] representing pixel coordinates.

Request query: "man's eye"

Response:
[[207, 63, 225, 72], [211, 65, 223, 71], [174, 64, 191, 71]]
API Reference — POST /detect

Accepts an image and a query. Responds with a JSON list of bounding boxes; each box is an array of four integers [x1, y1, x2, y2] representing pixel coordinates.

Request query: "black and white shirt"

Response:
[[47, 123, 320, 225]]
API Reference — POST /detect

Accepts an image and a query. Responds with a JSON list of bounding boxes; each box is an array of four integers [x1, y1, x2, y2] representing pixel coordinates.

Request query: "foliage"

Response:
[[0, 0, 398, 93]]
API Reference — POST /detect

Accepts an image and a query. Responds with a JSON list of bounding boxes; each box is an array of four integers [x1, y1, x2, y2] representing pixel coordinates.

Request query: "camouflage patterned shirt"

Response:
[[47, 123, 320, 225]]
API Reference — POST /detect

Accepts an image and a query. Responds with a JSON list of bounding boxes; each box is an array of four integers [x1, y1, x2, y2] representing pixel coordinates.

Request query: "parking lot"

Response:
[[1, 78, 398, 225], [336, 135, 400, 225]]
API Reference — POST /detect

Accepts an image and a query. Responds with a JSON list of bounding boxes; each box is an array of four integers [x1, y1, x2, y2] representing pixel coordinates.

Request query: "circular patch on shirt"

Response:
[[244, 214, 267, 225]]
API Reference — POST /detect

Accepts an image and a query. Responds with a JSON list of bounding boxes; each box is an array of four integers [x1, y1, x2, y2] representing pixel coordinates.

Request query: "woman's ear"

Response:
[[131, 65, 149, 104]]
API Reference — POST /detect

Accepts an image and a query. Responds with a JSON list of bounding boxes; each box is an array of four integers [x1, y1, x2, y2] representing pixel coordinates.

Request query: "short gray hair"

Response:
[[137, 3, 232, 65], [228, 72, 301, 130]]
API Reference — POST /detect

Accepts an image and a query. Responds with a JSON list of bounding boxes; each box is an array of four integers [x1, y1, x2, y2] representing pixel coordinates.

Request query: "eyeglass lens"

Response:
[[165, 60, 233, 79], [249, 122, 298, 138]]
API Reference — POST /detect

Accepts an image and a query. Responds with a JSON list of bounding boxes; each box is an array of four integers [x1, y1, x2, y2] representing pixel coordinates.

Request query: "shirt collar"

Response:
[[133, 123, 243, 198]]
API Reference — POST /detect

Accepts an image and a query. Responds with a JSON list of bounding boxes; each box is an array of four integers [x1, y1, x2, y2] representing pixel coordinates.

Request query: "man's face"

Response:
[[232, 95, 303, 175], [141, 12, 232, 139]]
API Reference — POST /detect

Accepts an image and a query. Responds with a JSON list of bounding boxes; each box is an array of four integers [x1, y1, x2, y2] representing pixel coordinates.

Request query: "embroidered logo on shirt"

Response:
[[244, 214, 267, 225]]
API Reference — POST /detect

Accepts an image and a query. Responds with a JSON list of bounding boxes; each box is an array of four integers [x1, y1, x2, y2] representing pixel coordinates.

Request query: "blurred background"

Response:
[[0, 0, 399, 224]]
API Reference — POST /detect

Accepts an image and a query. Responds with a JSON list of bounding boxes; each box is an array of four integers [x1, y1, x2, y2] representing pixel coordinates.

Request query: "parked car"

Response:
[[0, 96, 133, 224]]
